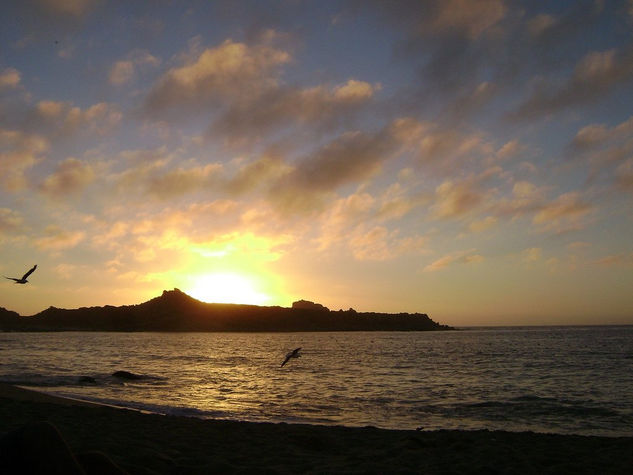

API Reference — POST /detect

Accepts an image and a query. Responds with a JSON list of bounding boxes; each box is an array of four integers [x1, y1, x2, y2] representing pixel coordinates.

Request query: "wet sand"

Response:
[[1, 383, 632, 474]]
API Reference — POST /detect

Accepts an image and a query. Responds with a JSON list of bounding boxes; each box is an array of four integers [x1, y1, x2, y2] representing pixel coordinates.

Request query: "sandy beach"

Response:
[[1, 383, 632, 474]]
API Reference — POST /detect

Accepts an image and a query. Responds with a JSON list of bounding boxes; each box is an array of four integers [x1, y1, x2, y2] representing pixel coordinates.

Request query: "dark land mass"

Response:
[[0, 288, 452, 332]]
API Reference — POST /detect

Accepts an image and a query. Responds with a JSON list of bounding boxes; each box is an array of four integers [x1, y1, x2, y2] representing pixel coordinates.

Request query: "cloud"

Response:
[[34, 225, 85, 251], [593, 252, 633, 267], [8, 0, 99, 46], [370, 0, 613, 122], [392, 118, 491, 173], [571, 123, 611, 150], [521, 247, 542, 263], [364, 0, 506, 40], [376, 183, 429, 221], [616, 159, 633, 190], [36, 0, 96, 18], [109, 61, 135, 86], [39, 158, 95, 197], [334, 79, 377, 101], [146, 163, 222, 199], [431, 179, 484, 219], [491, 180, 547, 218], [572, 116, 633, 151], [513, 48, 633, 119], [315, 192, 376, 250], [26, 100, 122, 137], [269, 127, 400, 214], [103, 146, 224, 200], [0, 208, 23, 234], [427, 0, 506, 39], [354, 0, 509, 103], [468, 216, 497, 233], [532, 191, 593, 233], [423, 248, 483, 272], [495, 140, 524, 160], [145, 35, 378, 144], [568, 116, 633, 186], [527, 14, 557, 37], [526, 2, 604, 46], [211, 79, 379, 143], [488, 182, 595, 234], [109, 50, 161, 86], [144, 38, 290, 115], [122, 200, 239, 243], [0, 68, 21, 89], [0, 128, 49, 191], [568, 241, 591, 251], [442, 81, 498, 122], [92, 221, 129, 248], [348, 226, 429, 261], [225, 156, 290, 195]]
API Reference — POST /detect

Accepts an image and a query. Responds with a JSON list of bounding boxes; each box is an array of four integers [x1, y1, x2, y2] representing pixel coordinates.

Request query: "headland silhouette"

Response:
[[0, 288, 452, 332]]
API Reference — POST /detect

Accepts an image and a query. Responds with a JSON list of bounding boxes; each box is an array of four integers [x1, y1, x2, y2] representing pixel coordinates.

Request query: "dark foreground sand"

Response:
[[1, 384, 632, 474]]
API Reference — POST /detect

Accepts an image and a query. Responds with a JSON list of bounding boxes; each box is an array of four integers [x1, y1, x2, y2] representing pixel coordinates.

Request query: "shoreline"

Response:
[[2, 384, 633, 474], [0, 383, 109, 408]]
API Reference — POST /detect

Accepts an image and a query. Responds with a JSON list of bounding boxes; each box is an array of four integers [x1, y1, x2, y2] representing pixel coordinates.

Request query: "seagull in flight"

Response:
[[5, 265, 37, 284], [281, 347, 302, 367]]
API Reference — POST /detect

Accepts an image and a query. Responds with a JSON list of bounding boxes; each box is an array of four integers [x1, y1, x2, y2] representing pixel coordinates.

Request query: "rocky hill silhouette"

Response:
[[0, 289, 452, 332]]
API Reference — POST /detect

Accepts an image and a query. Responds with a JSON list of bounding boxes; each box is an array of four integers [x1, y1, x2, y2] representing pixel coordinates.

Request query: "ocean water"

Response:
[[1, 327, 632, 437]]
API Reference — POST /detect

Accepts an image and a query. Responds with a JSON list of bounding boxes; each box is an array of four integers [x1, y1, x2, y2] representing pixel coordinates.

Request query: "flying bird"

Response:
[[4, 265, 37, 284], [281, 347, 302, 367]]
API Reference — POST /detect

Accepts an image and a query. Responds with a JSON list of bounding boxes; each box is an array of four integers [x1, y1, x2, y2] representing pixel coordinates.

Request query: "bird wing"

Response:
[[293, 347, 301, 355], [281, 355, 291, 367], [22, 265, 37, 280], [5, 277, 19, 282]]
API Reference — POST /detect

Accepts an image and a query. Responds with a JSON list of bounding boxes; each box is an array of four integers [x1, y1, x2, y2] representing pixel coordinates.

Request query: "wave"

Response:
[[0, 370, 169, 389], [437, 395, 630, 421]]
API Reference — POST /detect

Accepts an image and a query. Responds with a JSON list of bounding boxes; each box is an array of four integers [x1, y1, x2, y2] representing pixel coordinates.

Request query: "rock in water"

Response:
[[111, 370, 143, 380]]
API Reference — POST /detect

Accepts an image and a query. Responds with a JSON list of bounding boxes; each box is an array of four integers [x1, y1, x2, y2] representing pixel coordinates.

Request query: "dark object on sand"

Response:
[[281, 347, 302, 367], [0, 421, 127, 474], [4, 265, 37, 284], [111, 371, 143, 380], [78, 376, 97, 384]]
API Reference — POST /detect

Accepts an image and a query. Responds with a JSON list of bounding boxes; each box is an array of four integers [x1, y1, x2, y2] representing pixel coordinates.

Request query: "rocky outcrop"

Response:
[[292, 300, 329, 311]]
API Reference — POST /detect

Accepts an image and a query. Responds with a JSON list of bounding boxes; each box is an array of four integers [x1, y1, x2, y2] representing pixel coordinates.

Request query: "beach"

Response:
[[1, 383, 632, 474]]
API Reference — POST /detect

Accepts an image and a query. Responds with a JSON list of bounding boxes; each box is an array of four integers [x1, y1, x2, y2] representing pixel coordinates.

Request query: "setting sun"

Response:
[[186, 273, 271, 305]]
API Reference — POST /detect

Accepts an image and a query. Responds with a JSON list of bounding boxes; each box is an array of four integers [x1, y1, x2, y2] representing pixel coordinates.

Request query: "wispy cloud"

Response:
[[0, 208, 23, 234], [34, 225, 85, 251], [512, 48, 633, 119], [532, 192, 593, 234], [0, 68, 21, 89], [593, 252, 633, 267], [423, 249, 484, 272]]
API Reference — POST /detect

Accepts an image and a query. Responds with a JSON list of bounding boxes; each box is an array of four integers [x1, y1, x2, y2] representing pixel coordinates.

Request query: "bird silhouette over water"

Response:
[[281, 347, 301, 367], [4, 265, 37, 284]]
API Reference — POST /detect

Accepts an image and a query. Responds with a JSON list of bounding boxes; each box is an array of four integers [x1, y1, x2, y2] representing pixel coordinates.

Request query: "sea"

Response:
[[1, 326, 632, 437]]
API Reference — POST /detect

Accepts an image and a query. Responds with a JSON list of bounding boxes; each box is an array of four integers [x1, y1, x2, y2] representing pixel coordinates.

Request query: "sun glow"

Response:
[[186, 272, 271, 305]]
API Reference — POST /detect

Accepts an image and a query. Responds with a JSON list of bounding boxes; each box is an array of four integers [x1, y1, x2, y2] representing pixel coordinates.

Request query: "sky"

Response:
[[1, 0, 632, 326]]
